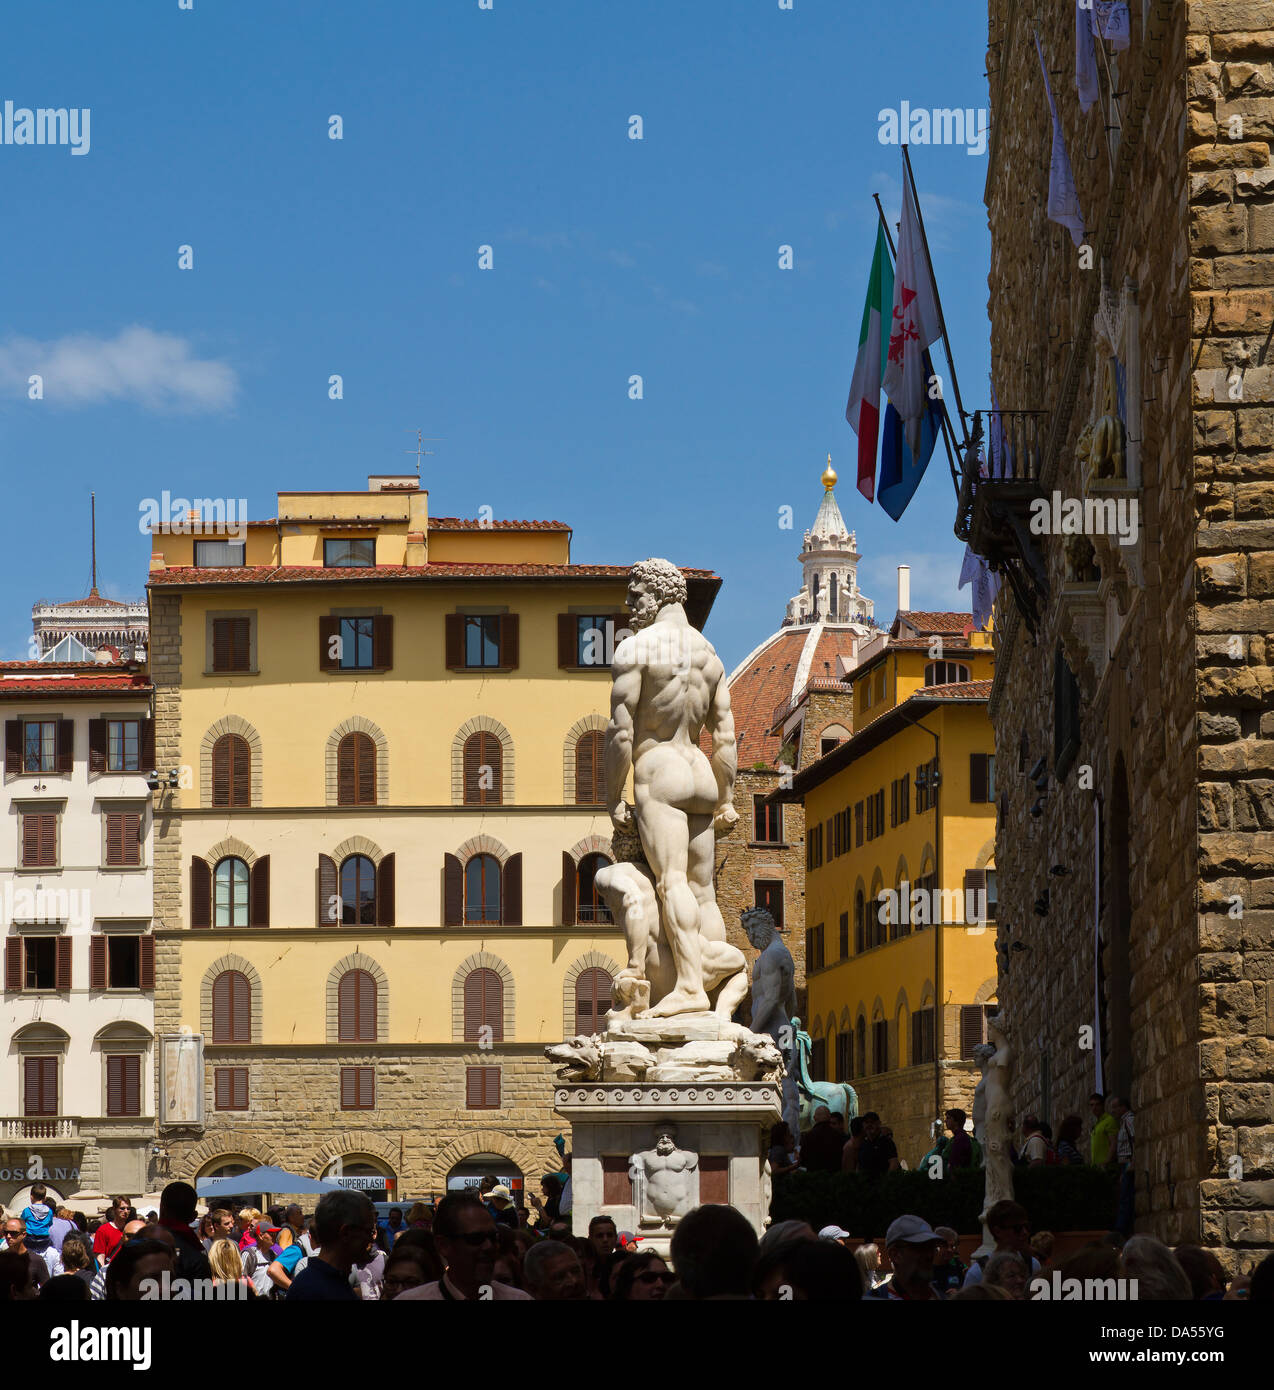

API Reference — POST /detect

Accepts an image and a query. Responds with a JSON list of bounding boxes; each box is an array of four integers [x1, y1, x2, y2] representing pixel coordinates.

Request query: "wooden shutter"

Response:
[[466, 1066, 499, 1109], [318, 616, 340, 671], [25, 1056, 58, 1116], [140, 719, 155, 771], [318, 854, 338, 926], [139, 934, 155, 990], [444, 613, 465, 669], [4, 720, 21, 774], [106, 1055, 140, 1117], [959, 1005, 985, 1059], [464, 967, 503, 1042], [337, 735, 356, 805], [340, 1067, 373, 1110], [57, 719, 74, 773], [88, 719, 108, 773], [970, 753, 988, 803], [232, 737, 250, 807], [340, 1067, 357, 1110], [357, 735, 376, 805], [575, 730, 604, 804], [213, 970, 251, 1044], [499, 613, 519, 669], [561, 851, 576, 927], [106, 812, 140, 867], [216, 1067, 248, 1110], [964, 868, 986, 921], [231, 618, 250, 670], [250, 856, 270, 927], [443, 853, 463, 926], [212, 619, 231, 672], [463, 733, 501, 806], [376, 854, 395, 927], [232, 970, 251, 1042], [91, 935, 107, 990], [372, 615, 393, 670], [502, 853, 522, 926], [6, 937, 21, 991], [575, 968, 612, 1034], [25, 812, 55, 867], [557, 613, 577, 668], [339, 970, 377, 1042], [55, 936, 72, 991], [190, 855, 212, 928]]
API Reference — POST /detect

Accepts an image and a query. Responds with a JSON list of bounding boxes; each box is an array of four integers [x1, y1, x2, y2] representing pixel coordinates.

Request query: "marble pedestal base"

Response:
[[553, 1079, 781, 1262]]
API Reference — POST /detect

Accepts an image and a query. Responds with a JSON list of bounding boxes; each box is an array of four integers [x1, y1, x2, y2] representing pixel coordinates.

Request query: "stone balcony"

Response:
[[0, 1117, 82, 1143]]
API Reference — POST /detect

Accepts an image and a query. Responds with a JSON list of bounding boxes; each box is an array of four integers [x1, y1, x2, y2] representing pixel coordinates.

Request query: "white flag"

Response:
[[1035, 31, 1086, 248], [881, 163, 942, 459]]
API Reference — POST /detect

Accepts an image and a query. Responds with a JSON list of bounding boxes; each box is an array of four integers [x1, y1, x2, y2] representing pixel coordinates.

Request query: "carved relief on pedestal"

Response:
[[1058, 536, 1107, 689]]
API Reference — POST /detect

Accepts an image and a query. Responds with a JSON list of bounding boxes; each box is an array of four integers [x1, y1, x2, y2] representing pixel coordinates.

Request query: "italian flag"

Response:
[[845, 224, 895, 502]]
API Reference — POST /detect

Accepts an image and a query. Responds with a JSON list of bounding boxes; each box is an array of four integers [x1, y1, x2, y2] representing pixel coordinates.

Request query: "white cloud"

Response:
[[606, 249, 636, 268], [0, 325, 238, 411]]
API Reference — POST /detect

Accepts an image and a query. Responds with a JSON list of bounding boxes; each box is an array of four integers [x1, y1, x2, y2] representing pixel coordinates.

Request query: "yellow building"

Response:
[[778, 610, 998, 1167], [145, 475, 719, 1204]]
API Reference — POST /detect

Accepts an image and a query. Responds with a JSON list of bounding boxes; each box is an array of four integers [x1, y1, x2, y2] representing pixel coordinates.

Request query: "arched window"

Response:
[[828, 573, 837, 619], [463, 967, 504, 1043], [337, 969, 377, 1042], [574, 731, 605, 805], [463, 732, 503, 806], [576, 852, 613, 923], [855, 1016, 866, 1076], [211, 970, 251, 1044], [214, 858, 249, 927], [924, 661, 971, 687], [811, 572, 820, 617], [337, 732, 376, 806], [465, 853, 502, 925], [340, 855, 377, 926], [854, 890, 865, 954], [211, 734, 251, 807], [575, 967, 613, 1034]]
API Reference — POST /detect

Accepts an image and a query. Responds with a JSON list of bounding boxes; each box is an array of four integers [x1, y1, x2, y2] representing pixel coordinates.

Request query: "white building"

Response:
[[31, 590, 149, 663], [1, 658, 156, 1211]]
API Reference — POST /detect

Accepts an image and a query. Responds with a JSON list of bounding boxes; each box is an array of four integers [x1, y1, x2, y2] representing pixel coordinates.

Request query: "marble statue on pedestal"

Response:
[[630, 1125, 698, 1228], [971, 1040, 996, 1149], [978, 1011, 1014, 1251]]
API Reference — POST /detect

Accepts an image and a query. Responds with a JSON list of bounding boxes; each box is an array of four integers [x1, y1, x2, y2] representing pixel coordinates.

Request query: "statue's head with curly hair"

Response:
[[741, 907, 777, 949], [626, 558, 688, 631]]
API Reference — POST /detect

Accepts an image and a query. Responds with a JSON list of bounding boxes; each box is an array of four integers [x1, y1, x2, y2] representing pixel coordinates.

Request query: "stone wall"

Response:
[[984, 0, 1274, 1268]]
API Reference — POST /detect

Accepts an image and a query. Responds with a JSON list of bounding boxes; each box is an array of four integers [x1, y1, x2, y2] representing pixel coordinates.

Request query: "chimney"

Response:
[[897, 564, 911, 615]]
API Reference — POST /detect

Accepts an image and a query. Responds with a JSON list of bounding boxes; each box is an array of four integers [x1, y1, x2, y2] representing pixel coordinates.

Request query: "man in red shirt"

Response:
[[91, 1197, 130, 1270]]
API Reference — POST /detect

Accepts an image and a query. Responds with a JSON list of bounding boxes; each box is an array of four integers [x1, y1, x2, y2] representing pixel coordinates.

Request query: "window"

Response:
[[820, 737, 840, 757], [337, 969, 378, 1043], [891, 775, 910, 825], [835, 1031, 852, 1081], [805, 922, 825, 972], [854, 891, 865, 954], [339, 616, 375, 669], [8, 936, 71, 992], [838, 911, 849, 960], [22, 720, 58, 773], [340, 1066, 375, 1109], [575, 967, 613, 1034], [324, 538, 375, 567], [865, 789, 884, 840], [872, 1019, 889, 1073], [805, 825, 823, 871], [341, 855, 377, 926], [108, 936, 140, 989], [855, 800, 864, 847], [214, 858, 250, 927], [752, 794, 783, 843], [24, 938, 57, 990], [21, 810, 58, 868], [577, 853, 613, 923], [211, 733, 251, 807], [214, 1067, 249, 1111], [211, 617, 252, 673], [576, 615, 615, 666], [211, 969, 251, 1044], [986, 869, 998, 921], [970, 753, 995, 803], [463, 968, 504, 1043], [104, 809, 142, 867], [754, 880, 784, 930], [463, 732, 503, 806], [809, 1037, 827, 1083], [855, 1017, 867, 1076], [106, 720, 141, 772], [105, 1055, 141, 1117], [466, 1065, 500, 1110], [23, 1056, 58, 1117], [194, 540, 245, 566], [911, 1008, 936, 1065], [447, 613, 519, 671], [960, 1004, 995, 1059], [925, 661, 971, 686], [915, 759, 937, 813], [337, 732, 377, 806], [465, 853, 502, 925], [465, 615, 501, 668]]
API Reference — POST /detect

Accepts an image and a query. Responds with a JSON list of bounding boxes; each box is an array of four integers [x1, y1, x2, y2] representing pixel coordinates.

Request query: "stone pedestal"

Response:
[[554, 1079, 781, 1261]]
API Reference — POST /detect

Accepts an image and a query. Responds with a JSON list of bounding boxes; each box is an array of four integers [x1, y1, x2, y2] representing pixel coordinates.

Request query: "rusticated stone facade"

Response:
[[983, 0, 1274, 1268]]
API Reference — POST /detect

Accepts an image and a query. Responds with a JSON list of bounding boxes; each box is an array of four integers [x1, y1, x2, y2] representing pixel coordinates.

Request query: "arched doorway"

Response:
[[321, 1156, 396, 1203], [197, 1158, 264, 1211], [446, 1153, 525, 1207]]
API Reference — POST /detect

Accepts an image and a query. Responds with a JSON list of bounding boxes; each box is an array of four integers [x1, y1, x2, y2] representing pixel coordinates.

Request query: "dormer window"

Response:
[[194, 540, 245, 567], [925, 661, 971, 686], [324, 538, 375, 567]]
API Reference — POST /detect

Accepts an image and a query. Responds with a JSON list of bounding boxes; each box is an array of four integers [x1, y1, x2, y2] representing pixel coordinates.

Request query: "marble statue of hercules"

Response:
[[605, 558, 738, 1019]]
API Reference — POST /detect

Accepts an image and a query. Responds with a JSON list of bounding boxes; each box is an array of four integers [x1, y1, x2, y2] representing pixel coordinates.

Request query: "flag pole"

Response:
[[874, 191, 962, 496], [901, 144, 972, 451]]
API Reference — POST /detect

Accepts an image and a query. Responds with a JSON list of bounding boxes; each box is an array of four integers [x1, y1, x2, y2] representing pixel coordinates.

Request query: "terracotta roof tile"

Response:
[[49, 593, 136, 609], [428, 517, 571, 531], [0, 668, 151, 697], [149, 563, 715, 584], [908, 678, 993, 700], [893, 610, 975, 635]]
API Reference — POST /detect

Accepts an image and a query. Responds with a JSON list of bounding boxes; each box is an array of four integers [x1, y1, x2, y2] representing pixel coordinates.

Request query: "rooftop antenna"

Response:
[[90, 492, 99, 597], [405, 430, 443, 478]]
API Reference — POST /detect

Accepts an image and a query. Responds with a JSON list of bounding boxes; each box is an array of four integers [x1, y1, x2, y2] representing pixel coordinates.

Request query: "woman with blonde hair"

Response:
[[854, 1241, 882, 1289], [236, 1208, 262, 1250], [208, 1238, 255, 1297]]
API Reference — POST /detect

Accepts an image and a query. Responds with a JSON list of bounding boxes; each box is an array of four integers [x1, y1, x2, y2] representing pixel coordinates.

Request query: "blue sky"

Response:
[[0, 0, 992, 669]]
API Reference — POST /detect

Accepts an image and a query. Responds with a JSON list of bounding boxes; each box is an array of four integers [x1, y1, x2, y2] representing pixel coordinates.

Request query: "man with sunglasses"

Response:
[[395, 1192, 531, 1300], [961, 1199, 1039, 1288]]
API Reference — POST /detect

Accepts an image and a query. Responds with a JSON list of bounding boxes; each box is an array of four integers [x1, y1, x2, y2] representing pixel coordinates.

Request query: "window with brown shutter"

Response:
[[211, 969, 251, 1044], [139, 935, 155, 990], [911, 1007, 935, 1065], [5, 938, 20, 992], [249, 856, 270, 928], [444, 613, 465, 670], [24, 1056, 58, 1116], [105, 810, 142, 867], [376, 854, 395, 927], [443, 853, 463, 926], [872, 1018, 889, 1074], [557, 613, 577, 669], [191, 856, 212, 928], [963, 869, 987, 925], [211, 734, 251, 808], [970, 753, 990, 803], [22, 812, 57, 868], [340, 1066, 375, 1110], [372, 615, 393, 670], [317, 854, 338, 926], [960, 1004, 993, 1059], [574, 730, 605, 805], [90, 935, 108, 991], [576, 853, 612, 923], [5, 720, 23, 774], [214, 1066, 249, 1111], [575, 968, 612, 1034], [89, 719, 108, 773], [55, 936, 71, 991], [838, 911, 849, 960], [106, 936, 141, 989], [835, 1032, 852, 1081], [498, 614, 519, 669], [338, 969, 378, 1042], [463, 968, 503, 1043], [561, 851, 576, 927], [337, 732, 376, 806], [106, 1054, 141, 1117], [21, 938, 57, 990], [465, 1066, 500, 1110], [501, 853, 522, 927], [212, 617, 252, 672], [462, 732, 502, 806]]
